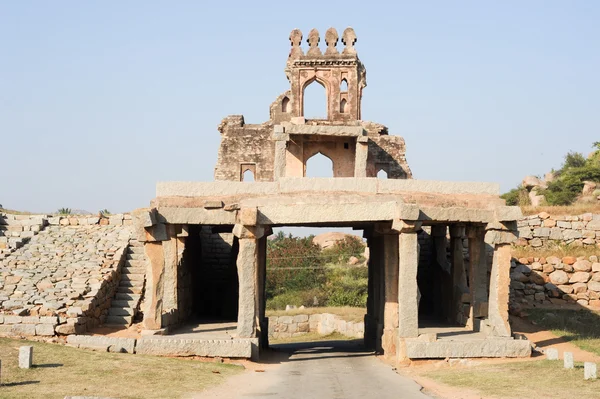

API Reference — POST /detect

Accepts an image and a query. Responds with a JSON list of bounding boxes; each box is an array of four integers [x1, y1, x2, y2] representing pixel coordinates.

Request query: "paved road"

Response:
[[196, 340, 431, 399]]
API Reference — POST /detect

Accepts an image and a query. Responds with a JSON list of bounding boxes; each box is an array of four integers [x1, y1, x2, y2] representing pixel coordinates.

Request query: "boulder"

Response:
[[522, 175, 543, 190], [569, 272, 591, 284], [549, 270, 569, 285], [312, 232, 363, 250]]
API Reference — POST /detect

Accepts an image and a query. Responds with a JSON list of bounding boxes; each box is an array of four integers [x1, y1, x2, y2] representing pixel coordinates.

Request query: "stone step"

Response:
[[126, 253, 143, 260], [117, 286, 143, 294], [128, 240, 143, 247], [119, 280, 142, 288], [125, 259, 145, 268], [115, 293, 141, 301], [111, 299, 139, 308], [121, 266, 145, 274], [121, 274, 145, 282], [108, 307, 135, 316], [105, 315, 132, 326], [127, 249, 146, 256]]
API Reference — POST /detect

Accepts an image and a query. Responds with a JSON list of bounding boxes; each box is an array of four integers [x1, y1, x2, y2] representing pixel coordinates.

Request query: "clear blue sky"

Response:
[[1, 1, 599, 214]]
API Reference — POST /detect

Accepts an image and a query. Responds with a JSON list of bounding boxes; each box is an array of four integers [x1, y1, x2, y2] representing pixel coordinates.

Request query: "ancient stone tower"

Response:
[[214, 27, 412, 182]]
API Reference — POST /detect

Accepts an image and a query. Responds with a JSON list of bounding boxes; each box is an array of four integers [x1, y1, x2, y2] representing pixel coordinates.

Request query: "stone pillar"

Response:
[[257, 231, 270, 348], [233, 224, 265, 338], [364, 229, 385, 351], [143, 241, 165, 330], [395, 220, 421, 339], [273, 134, 289, 180], [449, 225, 468, 325], [354, 139, 368, 178], [467, 225, 488, 331], [488, 243, 512, 337], [381, 232, 399, 358], [161, 225, 179, 327]]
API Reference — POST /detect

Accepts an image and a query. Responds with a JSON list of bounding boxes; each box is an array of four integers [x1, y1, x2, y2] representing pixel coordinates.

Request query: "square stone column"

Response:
[[488, 243, 512, 337], [381, 233, 399, 358], [233, 224, 265, 338], [354, 139, 368, 178], [449, 225, 468, 325], [467, 225, 488, 331], [143, 241, 165, 330], [394, 220, 421, 339]]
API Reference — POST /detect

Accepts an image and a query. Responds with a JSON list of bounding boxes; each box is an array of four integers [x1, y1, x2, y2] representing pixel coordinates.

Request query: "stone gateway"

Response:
[[132, 27, 530, 362]]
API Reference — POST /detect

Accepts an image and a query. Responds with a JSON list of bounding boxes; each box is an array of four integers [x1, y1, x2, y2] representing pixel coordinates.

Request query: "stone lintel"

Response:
[[485, 230, 517, 245], [494, 206, 523, 222], [156, 207, 236, 225], [282, 124, 366, 137], [418, 207, 495, 223]]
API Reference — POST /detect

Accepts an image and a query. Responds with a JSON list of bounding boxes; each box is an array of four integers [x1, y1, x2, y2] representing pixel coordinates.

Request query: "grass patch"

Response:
[[269, 331, 356, 344], [511, 242, 600, 259], [0, 208, 36, 216], [266, 306, 365, 323], [424, 360, 600, 399], [521, 204, 600, 216], [527, 308, 600, 356], [0, 337, 242, 399]]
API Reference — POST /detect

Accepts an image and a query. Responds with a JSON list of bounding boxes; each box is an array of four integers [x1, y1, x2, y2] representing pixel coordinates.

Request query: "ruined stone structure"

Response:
[[132, 28, 530, 361]]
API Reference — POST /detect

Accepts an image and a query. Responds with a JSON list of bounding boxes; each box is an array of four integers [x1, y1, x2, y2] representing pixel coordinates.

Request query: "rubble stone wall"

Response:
[[0, 221, 131, 337], [268, 313, 364, 339], [510, 255, 600, 310], [516, 212, 600, 247]]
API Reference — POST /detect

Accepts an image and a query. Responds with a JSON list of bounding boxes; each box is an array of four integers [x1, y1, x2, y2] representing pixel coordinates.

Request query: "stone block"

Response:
[[564, 351, 574, 369], [66, 335, 136, 354], [546, 348, 559, 360], [584, 362, 597, 380], [19, 346, 33, 368], [35, 324, 55, 336]]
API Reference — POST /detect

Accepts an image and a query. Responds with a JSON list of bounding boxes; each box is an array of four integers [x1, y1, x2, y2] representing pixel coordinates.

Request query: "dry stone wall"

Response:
[[268, 313, 364, 339], [510, 255, 600, 310], [516, 212, 600, 247], [0, 214, 49, 257], [0, 219, 131, 337]]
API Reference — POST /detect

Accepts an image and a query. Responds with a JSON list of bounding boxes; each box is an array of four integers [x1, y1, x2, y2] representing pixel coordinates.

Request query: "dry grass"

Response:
[[423, 360, 600, 399], [521, 204, 600, 216], [266, 306, 365, 323], [527, 308, 600, 356], [0, 337, 242, 399], [0, 208, 36, 216], [269, 331, 357, 345], [511, 242, 600, 259]]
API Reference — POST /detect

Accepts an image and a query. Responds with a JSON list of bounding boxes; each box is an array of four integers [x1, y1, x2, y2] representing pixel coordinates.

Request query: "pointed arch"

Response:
[[340, 78, 348, 92], [377, 169, 388, 179], [305, 151, 334, 177], [302, 78, 327, 119]]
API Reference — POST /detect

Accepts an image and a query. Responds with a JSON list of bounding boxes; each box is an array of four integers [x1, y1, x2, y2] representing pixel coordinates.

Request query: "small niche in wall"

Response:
[[282, 96, 290, 113], [377, 168, 388, 179], [340, 98, 347, 114]]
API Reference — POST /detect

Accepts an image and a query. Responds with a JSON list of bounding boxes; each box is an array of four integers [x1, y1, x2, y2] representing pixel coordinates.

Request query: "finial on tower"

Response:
[[306, 29, 322, 56], [324, 27, 339, 55], [289, 29, 303, 59], [342, 27, 357, 55]]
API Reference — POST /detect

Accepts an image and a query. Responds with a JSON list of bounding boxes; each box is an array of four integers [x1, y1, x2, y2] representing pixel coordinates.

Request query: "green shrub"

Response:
[[266, 234, 326, 298], [324, 266, 368, 307], [322, 235, 365, 264], [501, 186, 530, 206], [57, 208, 71, 215]]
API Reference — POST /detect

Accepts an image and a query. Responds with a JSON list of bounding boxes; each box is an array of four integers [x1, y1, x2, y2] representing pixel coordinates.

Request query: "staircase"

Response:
[[105, 239, 146, 327]]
